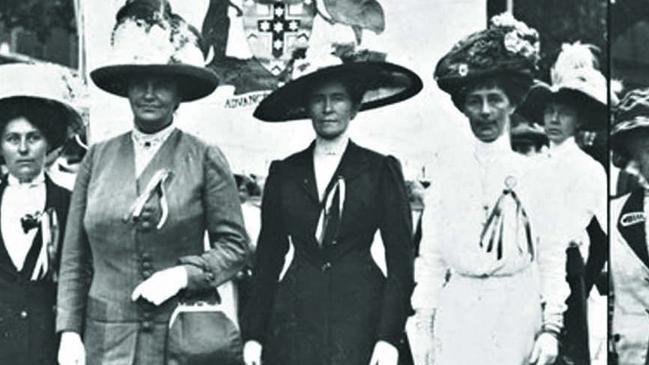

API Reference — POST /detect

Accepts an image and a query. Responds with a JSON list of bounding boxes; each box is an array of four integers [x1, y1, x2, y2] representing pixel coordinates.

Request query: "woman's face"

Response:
[[307, 80, 359, 140], [543, 102, 579, 144], [627, 133, 649, 182], [1, 117, 48, 182], [462, 86, 515, 143], [127, 75, 181, 133]]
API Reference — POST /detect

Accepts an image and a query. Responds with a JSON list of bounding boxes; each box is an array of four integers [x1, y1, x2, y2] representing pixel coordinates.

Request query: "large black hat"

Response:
[[90, 0, 218, 102], [253, 60, 423, 122], [434, 13, 540, 99]]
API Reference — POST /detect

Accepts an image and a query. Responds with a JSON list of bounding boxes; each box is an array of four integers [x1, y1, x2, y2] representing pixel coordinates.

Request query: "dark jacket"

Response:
[[56, 129, 249, 364], [0, 175, 70, 365], [242, 141, 414, 365]]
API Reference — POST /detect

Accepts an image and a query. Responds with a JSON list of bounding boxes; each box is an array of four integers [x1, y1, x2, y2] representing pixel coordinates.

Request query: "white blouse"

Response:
[[412, 134, 572, 328], [536, 137, 607, 259], [1, 172, 46, 270], [131, 124, 176, 177], [313, 133, 349, 201]]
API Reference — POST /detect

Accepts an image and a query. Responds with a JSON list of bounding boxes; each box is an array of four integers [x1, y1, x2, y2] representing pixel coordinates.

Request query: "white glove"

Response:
[[368, 340, 399, 365], [243, 340, 262, 365], [131, 266, 188, 306], [529, 332, 559, 365], [58, 331, 85, 365], [412, 309, 435, 365]]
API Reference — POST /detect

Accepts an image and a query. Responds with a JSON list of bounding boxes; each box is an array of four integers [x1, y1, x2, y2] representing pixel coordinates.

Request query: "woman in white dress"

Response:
[[411, 14, 572, 365]]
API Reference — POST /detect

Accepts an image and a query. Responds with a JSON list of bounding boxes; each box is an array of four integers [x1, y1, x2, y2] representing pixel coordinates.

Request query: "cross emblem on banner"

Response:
[[257, 3, 301, 58]]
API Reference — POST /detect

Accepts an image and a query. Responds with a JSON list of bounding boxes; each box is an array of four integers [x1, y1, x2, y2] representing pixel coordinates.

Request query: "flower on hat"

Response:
[[434, 12, 540, 96]]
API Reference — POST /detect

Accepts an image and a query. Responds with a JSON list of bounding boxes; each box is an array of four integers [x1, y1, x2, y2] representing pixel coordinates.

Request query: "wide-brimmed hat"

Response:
[[518, 43, 607, 131], [511, 119, 547, 146], [90, 0, 218, 102], [434, 13, 540, 100], [0, 64, 84, 151], [611, 88, 649, 163], [253, 60, 423, 122]]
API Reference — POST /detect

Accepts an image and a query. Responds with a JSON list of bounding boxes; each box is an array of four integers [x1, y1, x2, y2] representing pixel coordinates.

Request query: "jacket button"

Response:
[[331, 240, 337, 245], [141, 252, 151, 260], [142, 261, 153, 270], [321, 262, 332, 272], [142, 270, 153, 278], [141, 321, 153, 332], [19, 310, 28, 319]]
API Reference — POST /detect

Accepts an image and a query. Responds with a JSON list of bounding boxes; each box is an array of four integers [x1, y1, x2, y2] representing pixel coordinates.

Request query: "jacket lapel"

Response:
[[618, 188, 649, 268], [290, 142, 320, 205]]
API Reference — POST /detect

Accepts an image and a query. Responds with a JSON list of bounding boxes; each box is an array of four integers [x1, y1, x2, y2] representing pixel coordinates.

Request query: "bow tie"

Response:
[[20, 213, 41, 233]]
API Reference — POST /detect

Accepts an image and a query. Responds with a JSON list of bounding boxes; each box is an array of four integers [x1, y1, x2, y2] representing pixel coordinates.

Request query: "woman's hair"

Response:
[[451, 75, 531, 111], [0, 97, 67, 147], [304, 76, 366, 109]]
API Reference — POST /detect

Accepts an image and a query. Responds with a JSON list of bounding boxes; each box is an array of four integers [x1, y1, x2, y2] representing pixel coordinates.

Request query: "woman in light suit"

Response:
[[56, 3, 249, 364]]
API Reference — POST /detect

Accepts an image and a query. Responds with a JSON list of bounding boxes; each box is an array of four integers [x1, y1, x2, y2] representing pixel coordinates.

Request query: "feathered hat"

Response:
[[0, 63, 84, 151], [434, 12, 540, 107], [90, 0, 218, 102], [518, 42, 608, 131]]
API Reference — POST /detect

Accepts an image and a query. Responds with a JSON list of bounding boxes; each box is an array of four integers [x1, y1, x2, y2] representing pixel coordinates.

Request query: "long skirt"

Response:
[[433, 266, 542, 365]]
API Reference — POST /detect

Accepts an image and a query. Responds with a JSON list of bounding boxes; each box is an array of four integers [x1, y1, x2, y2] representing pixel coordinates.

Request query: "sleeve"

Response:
[[178, 145, 250, 291], [240, 161, 290, 343], [56, 146, 95, 334], [530, 182, 571, 333], [375, 156, 415, 347], [410, 176, 449, 312], [589, 164, 608, 235]]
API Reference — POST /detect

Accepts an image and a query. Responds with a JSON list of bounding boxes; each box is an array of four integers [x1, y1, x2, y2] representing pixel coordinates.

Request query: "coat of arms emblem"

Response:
[[242, 0, 315, 76]]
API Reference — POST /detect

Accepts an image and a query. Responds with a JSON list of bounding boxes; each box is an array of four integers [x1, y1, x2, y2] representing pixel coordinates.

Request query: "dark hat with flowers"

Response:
[[434, 13, 540, 100], [611, 88, 649, 167]]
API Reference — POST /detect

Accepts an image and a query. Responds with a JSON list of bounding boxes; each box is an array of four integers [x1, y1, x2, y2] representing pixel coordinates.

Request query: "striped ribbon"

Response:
[[478, 187, 534, 261], [315, 176, 345, 246]]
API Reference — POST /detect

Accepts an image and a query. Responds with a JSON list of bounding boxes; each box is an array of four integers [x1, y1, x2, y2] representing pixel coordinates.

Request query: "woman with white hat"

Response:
[[518, 42, 609, 365], [0, 63, 82, 365], [241, 57, 422, 365], [56, 2, 249, 364]]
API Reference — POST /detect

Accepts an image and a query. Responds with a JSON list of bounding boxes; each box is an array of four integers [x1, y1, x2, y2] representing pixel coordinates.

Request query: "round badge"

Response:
[[458, 63, 469, 77], [504, 176, 517, 190]]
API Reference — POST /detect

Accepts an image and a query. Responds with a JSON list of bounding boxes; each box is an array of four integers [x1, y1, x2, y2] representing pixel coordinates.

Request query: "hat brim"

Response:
[[519, 83, 607, 131], [91, 64, 219, 102], [0, 96, 83, 151], [253, 62, 423, 122]]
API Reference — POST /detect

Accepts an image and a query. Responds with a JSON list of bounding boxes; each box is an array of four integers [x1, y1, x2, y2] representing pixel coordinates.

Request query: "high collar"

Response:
[[547, 137, 578, 158], [131, 122, 176, 147], [314, 132, 350, 157], [473, 132, 512, 164], [7, 171, 45, 188]]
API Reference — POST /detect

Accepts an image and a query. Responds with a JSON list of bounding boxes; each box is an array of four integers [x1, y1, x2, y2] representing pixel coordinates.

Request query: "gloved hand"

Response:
[[411, 308, 435, 365], [529, 332, 559, 365], [58, 331, 86, 365], [368, 340, 398, 365], [243, 340, 262, 365], [131, 266, 188, 305]]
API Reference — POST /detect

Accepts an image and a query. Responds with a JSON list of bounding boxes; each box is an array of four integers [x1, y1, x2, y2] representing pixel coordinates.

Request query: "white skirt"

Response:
[[433, 266, 543, 365]]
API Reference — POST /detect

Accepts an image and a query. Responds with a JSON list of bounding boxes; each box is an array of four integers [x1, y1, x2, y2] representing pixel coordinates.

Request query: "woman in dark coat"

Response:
[[0, 64, 81, 365], [242, 61, 422, 365]]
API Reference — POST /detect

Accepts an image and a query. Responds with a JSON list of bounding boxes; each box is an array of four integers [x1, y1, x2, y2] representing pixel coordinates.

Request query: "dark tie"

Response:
[[21, 213, 40, 234]]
